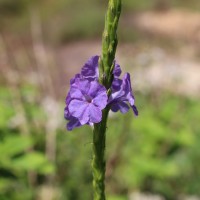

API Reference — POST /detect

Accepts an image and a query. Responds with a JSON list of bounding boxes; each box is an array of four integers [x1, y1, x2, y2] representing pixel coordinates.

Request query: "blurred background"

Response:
[[0, 0, 200, 200]]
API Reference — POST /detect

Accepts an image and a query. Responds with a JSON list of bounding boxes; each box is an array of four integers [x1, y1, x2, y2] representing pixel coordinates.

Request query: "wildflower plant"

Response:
[[64, 0, 138, 199]]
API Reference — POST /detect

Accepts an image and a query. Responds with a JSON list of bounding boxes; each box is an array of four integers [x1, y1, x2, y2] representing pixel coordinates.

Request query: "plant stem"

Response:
[[92, 0, 122, 199], [92, 109, 109, 200], [99, 0, 122, 88]]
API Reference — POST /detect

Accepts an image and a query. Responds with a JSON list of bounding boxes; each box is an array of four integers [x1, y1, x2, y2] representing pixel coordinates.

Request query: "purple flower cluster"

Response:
[[64, 55, 138, 130]]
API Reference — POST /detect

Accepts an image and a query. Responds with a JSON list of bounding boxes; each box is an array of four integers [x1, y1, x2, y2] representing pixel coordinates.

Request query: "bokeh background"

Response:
[[1, 0, 200, 200]]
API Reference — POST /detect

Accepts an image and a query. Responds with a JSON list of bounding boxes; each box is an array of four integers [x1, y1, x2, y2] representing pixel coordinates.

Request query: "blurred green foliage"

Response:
[[1, 82, 200, 199], [0, 87, 55, 200], [104, 93, 200, 199]]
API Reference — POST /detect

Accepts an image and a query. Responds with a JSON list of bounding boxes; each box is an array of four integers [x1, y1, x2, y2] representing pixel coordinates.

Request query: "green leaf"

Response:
[[0, 135, 33, 160], [12, 152, 55, 174]]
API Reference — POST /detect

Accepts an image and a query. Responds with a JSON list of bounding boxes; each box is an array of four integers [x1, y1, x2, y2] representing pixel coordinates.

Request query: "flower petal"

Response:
[[65, 93, 71, 105], [109, 72, 138, 115], [70, 74, 82, 85], [69, 85, 84, 100], [67, 117, 82, 131], [92, 91, 107, 110], [73, 79, 90, 95], [88, 104, 102, 123], [88, 81, 108, 109], [111, 78, 123, 93], [68, 99, 89, 124], [81, 55, 99, 79], [113, 62, 122, 77], [64, 106, 70, 120], [131, 105, 139, 116], [127, 92, 135, 106], [87, 81, 103, 98], [111, 102, 130, 113]]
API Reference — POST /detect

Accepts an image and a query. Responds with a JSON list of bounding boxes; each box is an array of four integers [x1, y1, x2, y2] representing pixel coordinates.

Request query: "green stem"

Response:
[[92, 109, 109, 200], [99, 0, 122, 88], [92, 0, 122, 200]]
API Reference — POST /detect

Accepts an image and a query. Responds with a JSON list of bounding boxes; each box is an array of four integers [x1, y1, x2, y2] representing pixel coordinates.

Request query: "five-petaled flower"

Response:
[[64, 55, 138, 130], [65, 77, 107, 130]]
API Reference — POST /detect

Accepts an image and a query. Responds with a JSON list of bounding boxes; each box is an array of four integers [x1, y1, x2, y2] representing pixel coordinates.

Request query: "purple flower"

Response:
[[81, 55, 99, 80], [113, 62, 122, 77], [64, 55, 138, 130], [80, 56, 137, 115], [64, 93, 82, 130], [81, 55, 121, 80], [108, 73, 138, 116], [64, 77, 108, 130]]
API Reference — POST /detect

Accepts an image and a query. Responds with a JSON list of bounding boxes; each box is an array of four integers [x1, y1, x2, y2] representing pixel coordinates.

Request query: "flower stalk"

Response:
[[99, 0, 122, 88], [92, 0, 122, 199]]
